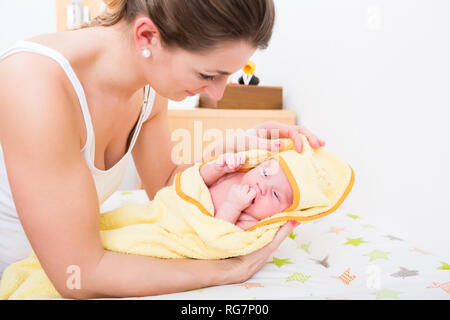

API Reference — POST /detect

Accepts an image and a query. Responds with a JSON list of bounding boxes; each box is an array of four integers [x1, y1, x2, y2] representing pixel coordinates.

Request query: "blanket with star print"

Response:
[[0, 138, 353, 299]]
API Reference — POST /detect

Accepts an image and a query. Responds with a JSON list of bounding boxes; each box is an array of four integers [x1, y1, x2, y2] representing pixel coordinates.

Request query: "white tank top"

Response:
[[0, 41, 155, 275]]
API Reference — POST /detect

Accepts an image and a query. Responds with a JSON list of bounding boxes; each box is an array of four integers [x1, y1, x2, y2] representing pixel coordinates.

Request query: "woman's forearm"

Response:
[[75, 249, 229, 299], [165, 163, 192, 187]]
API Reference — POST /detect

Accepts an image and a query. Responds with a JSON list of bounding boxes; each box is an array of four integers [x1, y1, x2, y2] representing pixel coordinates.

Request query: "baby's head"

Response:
[[240, 158, 293, 220]]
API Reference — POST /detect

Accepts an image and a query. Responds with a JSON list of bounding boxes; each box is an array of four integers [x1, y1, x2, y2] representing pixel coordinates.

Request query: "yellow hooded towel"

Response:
[[0, 136, 354, 299]]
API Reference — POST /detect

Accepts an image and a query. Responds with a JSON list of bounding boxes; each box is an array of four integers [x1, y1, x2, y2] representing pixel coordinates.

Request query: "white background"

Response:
[[1, 0, 449, 260]]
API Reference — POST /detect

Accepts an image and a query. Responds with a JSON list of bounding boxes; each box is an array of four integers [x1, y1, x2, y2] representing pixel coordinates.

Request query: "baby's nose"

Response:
[[258, 182, 268, 195]]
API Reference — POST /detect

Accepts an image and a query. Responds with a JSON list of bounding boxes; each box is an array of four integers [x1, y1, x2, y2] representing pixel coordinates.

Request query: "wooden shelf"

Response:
[[199, 85, 283, 110], [167, 108, 297, 165]]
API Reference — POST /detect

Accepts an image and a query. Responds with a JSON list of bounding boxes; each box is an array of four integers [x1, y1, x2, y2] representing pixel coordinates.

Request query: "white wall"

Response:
[[0, 0, 142, 189], [1, 0, 449, 259], [0, 0, 56, 51], [250, 0, 450, 259]]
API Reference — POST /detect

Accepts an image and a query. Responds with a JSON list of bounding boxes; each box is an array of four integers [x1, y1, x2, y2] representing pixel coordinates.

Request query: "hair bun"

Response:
[[103, 0, 127, 14]]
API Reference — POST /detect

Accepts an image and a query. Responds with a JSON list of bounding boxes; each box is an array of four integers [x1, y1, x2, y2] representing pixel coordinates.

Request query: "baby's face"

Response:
[[240, 159, 293, 220]]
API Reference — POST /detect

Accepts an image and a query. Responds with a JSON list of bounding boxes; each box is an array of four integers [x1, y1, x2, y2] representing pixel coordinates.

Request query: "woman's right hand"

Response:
[[218, 221, 298, 284]]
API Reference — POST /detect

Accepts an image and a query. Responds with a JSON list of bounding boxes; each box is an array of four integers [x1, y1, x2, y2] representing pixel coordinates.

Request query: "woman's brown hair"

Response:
[[84, 0, 275, 52]]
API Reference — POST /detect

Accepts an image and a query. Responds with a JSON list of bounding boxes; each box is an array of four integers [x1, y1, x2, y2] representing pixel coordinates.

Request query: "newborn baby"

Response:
[[200, 152, 294, 230]]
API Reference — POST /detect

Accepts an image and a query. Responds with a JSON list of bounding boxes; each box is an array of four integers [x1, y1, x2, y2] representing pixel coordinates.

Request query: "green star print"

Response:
[[371, 289, 402, 300], [285, 272, 311, 284], [363, 250, 390, 262], [344, 237, 368, 247], [267, 257, 294, 268], [437, 261, 450, 270], [298, 242, 311, 254]]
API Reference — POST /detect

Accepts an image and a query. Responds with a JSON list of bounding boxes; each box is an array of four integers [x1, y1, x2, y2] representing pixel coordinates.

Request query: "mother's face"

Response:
[[146, 40, 256, 102]]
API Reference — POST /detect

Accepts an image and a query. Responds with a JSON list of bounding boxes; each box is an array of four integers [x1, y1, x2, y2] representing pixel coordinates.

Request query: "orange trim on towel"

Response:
[[244, 165, 355, 231], [199, 155, 219, 171], [178, 154, 355, 233], [175, 171, 214, 217], [274, 155, 300, 212]]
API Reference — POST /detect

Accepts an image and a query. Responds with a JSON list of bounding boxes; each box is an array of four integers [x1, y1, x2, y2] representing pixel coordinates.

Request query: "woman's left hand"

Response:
[[244, 121, 326, 153]]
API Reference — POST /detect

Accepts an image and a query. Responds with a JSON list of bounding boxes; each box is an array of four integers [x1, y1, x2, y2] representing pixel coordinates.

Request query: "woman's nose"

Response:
[[204, 77, 228, 101]]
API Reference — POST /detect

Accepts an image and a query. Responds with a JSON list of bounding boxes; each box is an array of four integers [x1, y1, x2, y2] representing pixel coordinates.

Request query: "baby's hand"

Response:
[[214, 152, 246, 174], [226, 184, 256, 211]]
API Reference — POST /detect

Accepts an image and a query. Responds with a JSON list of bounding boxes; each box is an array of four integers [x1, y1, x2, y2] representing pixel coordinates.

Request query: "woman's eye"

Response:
[[200, 74, 216, 81]]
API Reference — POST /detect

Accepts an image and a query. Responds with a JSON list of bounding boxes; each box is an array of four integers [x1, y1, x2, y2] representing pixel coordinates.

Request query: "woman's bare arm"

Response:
[[0, 57, 105, 298], [132, 94, 192, 199], [0, 58, 229, 299]]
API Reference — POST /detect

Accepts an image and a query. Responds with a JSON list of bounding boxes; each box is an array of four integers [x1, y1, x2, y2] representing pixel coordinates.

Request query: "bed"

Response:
[[98, 189, 449, 300]]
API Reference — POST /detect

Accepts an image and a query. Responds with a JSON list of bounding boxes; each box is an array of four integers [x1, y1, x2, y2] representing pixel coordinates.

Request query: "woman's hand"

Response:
[[219, 221, 299, 284], [244, 121, 326, 153]]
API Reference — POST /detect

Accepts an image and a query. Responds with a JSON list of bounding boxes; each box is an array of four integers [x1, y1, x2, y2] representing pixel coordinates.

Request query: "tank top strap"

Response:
[[0, 40, 95, 154], [142, 84, 156, 123], [126, 85, 156, 153], [1, 41, 156, 170]]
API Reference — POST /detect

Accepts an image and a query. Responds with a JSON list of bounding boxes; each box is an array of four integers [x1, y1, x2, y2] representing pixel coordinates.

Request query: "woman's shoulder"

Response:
[[0, 46, 68, 87], [0, 51, 80, 141], [1, 33, 73, 82], [1, 53, 74, 108]]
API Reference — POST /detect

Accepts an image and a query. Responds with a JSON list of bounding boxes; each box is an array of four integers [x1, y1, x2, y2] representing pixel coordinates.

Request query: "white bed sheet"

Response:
[[99, 190, 450, 300]]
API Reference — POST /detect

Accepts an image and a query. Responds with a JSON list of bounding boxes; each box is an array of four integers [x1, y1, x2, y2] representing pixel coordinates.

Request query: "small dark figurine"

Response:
[[238, 61, 260, 85]]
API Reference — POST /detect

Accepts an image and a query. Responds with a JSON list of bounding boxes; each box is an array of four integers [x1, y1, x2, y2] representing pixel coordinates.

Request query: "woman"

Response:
[[0, 0, 324, 299]]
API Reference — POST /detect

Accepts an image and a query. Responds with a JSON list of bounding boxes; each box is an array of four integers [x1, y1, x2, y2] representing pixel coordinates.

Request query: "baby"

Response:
[[200, 152, 294, 230]]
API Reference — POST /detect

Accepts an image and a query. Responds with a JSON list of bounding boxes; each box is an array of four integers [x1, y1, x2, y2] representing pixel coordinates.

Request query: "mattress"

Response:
[[99, 190, 450, 300]]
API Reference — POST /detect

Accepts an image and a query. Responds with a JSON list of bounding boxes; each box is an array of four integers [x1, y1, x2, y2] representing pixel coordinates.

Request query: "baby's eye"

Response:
[[273, 191, 279, 200], [262, 168, 268, 177]]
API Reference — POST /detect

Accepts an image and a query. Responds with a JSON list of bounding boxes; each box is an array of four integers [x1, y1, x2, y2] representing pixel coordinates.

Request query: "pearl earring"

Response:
[[142, 48, 151, 59]]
